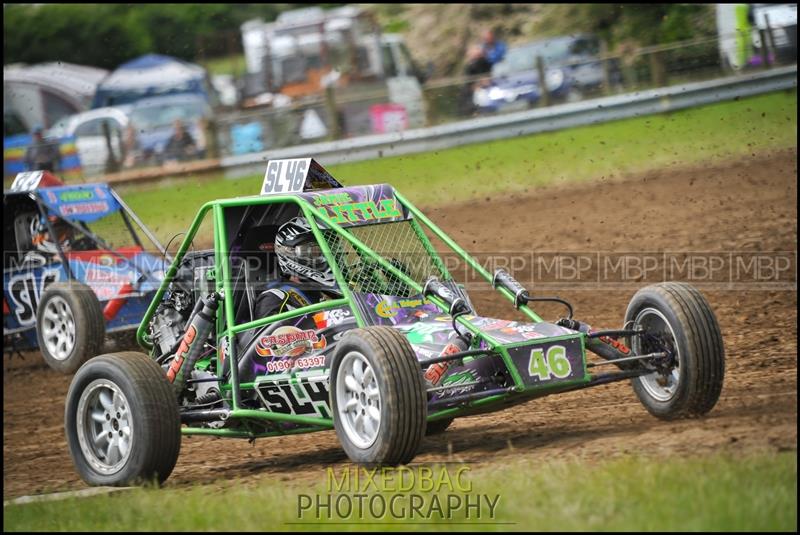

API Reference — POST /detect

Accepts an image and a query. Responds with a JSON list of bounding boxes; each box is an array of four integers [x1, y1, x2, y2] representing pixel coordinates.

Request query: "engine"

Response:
[[148, 250, 224, 411], [148, 249, 215, 362], [150, 290, 191, 358]]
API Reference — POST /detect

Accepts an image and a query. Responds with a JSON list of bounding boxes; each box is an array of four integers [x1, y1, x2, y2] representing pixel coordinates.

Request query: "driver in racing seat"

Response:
[[252, 216, 341, 319], [29, 215, 74, 260]]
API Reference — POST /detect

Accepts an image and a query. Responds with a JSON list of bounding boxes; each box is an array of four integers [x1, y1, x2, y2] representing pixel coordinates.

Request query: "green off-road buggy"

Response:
[[64, 158, 724, 486]]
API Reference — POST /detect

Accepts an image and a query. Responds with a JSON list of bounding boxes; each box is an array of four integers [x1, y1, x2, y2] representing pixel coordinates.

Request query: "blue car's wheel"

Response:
[[36, 281, 105, 374]]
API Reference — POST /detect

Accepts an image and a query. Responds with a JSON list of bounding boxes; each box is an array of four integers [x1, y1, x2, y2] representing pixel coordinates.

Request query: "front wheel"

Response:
[[36, 281, 105, 374], [625, 282, 725, 420], [331, 326, 427, 465], [65, 352, 181, 486]]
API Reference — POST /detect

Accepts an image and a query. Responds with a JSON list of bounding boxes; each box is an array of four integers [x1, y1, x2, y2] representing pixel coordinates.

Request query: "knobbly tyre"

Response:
[[3, 171, 168, 373], [64, 158, 725, 486]]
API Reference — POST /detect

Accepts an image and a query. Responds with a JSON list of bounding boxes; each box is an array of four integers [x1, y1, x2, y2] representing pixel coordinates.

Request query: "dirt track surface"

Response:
[[4, 149, 796, 498]]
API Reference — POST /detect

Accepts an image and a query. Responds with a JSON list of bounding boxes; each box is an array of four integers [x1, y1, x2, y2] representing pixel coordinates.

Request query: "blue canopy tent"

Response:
[[91, 54, 217, 109]]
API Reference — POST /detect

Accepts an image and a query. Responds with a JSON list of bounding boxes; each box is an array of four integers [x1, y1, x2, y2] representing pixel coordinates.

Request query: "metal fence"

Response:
[[218, 65, 797, 177], [211, 31, 797, 160]]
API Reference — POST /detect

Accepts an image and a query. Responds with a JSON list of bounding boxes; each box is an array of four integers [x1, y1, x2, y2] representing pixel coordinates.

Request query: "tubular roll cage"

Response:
[[136, 191, 651, 439]]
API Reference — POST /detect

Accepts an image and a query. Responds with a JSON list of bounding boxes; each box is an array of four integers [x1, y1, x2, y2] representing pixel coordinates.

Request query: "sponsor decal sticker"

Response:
[[312, 308, 352, 329], [58, 190, 94, 202], [598, 335, 631, 355], [500, 323, 546, 339], [167, 324, 197, 383], [6, 268, 61, 326], [256, 375, 330, 417], [84, 266, 135, 300], [255, 326, 327, 358], [424, 343, 462, 386], [266, 355, 326, 373], [312, 192, 402, 225], [59, 201, 110, 217], [374, 297, 427, 319], [437, 369, 479, 396]]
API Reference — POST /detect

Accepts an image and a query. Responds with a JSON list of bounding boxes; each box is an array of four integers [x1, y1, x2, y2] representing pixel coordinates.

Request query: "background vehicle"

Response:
[[4, 62, 108, 133], [128, 94, 212, 163], [64, 158, 725, 486], [46, 107, 131, 177], [3, 171, 168, 373], [473, 34, 621, 112], [4, 62, 110, 179], [750, 3, 798, 63], [240, 6, 427, 128], [716, 3, 798, 70]]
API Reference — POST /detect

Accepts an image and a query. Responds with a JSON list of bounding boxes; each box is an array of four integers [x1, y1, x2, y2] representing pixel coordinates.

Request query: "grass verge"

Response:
[[4, 451, 796, 531]]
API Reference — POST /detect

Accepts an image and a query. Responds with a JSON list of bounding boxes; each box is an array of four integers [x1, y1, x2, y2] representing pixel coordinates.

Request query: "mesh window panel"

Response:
[[322, 220, 450, 297]]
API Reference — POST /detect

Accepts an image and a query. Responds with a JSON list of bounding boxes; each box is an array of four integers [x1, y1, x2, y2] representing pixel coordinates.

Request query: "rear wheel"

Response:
[[331, 326, 427, 465], [65, 351, 181, 486], [625, 282, 725, 420], [36, 282, 105, 374]]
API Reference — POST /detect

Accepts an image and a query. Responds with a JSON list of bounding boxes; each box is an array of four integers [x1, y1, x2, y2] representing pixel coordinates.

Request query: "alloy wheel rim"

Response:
[[41, 296, 76, 361], [76, 379, 134, 475], [336, 351, 381, 449]]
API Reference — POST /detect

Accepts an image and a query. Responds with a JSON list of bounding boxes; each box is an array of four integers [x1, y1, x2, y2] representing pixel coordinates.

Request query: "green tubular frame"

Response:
[[395, 191, 544, 323], [137, 190, 586, 436]]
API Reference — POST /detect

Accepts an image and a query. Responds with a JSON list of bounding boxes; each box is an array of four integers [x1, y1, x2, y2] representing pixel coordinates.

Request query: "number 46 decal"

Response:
[[528, 345, 572, 380]]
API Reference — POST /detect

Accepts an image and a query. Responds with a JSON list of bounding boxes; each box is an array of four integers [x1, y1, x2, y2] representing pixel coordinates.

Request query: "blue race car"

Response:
[[3, 171, 168, 373]]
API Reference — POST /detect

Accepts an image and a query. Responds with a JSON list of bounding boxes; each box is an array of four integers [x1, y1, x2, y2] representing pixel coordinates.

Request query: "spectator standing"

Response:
[[482, 28, 507, 66], [195, 118, 208, 159], [122, 123, 141, 169], [24, 126, 61, 172], [465, 43, 493, 76], [163, 119, 197, 163], [460, 44, 493, 116]]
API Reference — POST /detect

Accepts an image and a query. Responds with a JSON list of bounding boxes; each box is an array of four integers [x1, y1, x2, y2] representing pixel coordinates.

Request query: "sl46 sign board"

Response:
[[9, 171, 64, 192], [10, 172, 45, 192], [261, 158, 311, 195], [260, 158, 344, 195]]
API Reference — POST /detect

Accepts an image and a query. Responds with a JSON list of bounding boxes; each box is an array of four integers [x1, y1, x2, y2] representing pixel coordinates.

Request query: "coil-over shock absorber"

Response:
[[166, 291, 222, 396]]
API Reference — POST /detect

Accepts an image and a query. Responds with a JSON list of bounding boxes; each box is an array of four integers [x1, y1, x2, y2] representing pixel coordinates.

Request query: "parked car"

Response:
[[127, 94, 212, 164], [47, 107, 130, 176], [473, 34, 621, 113]]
